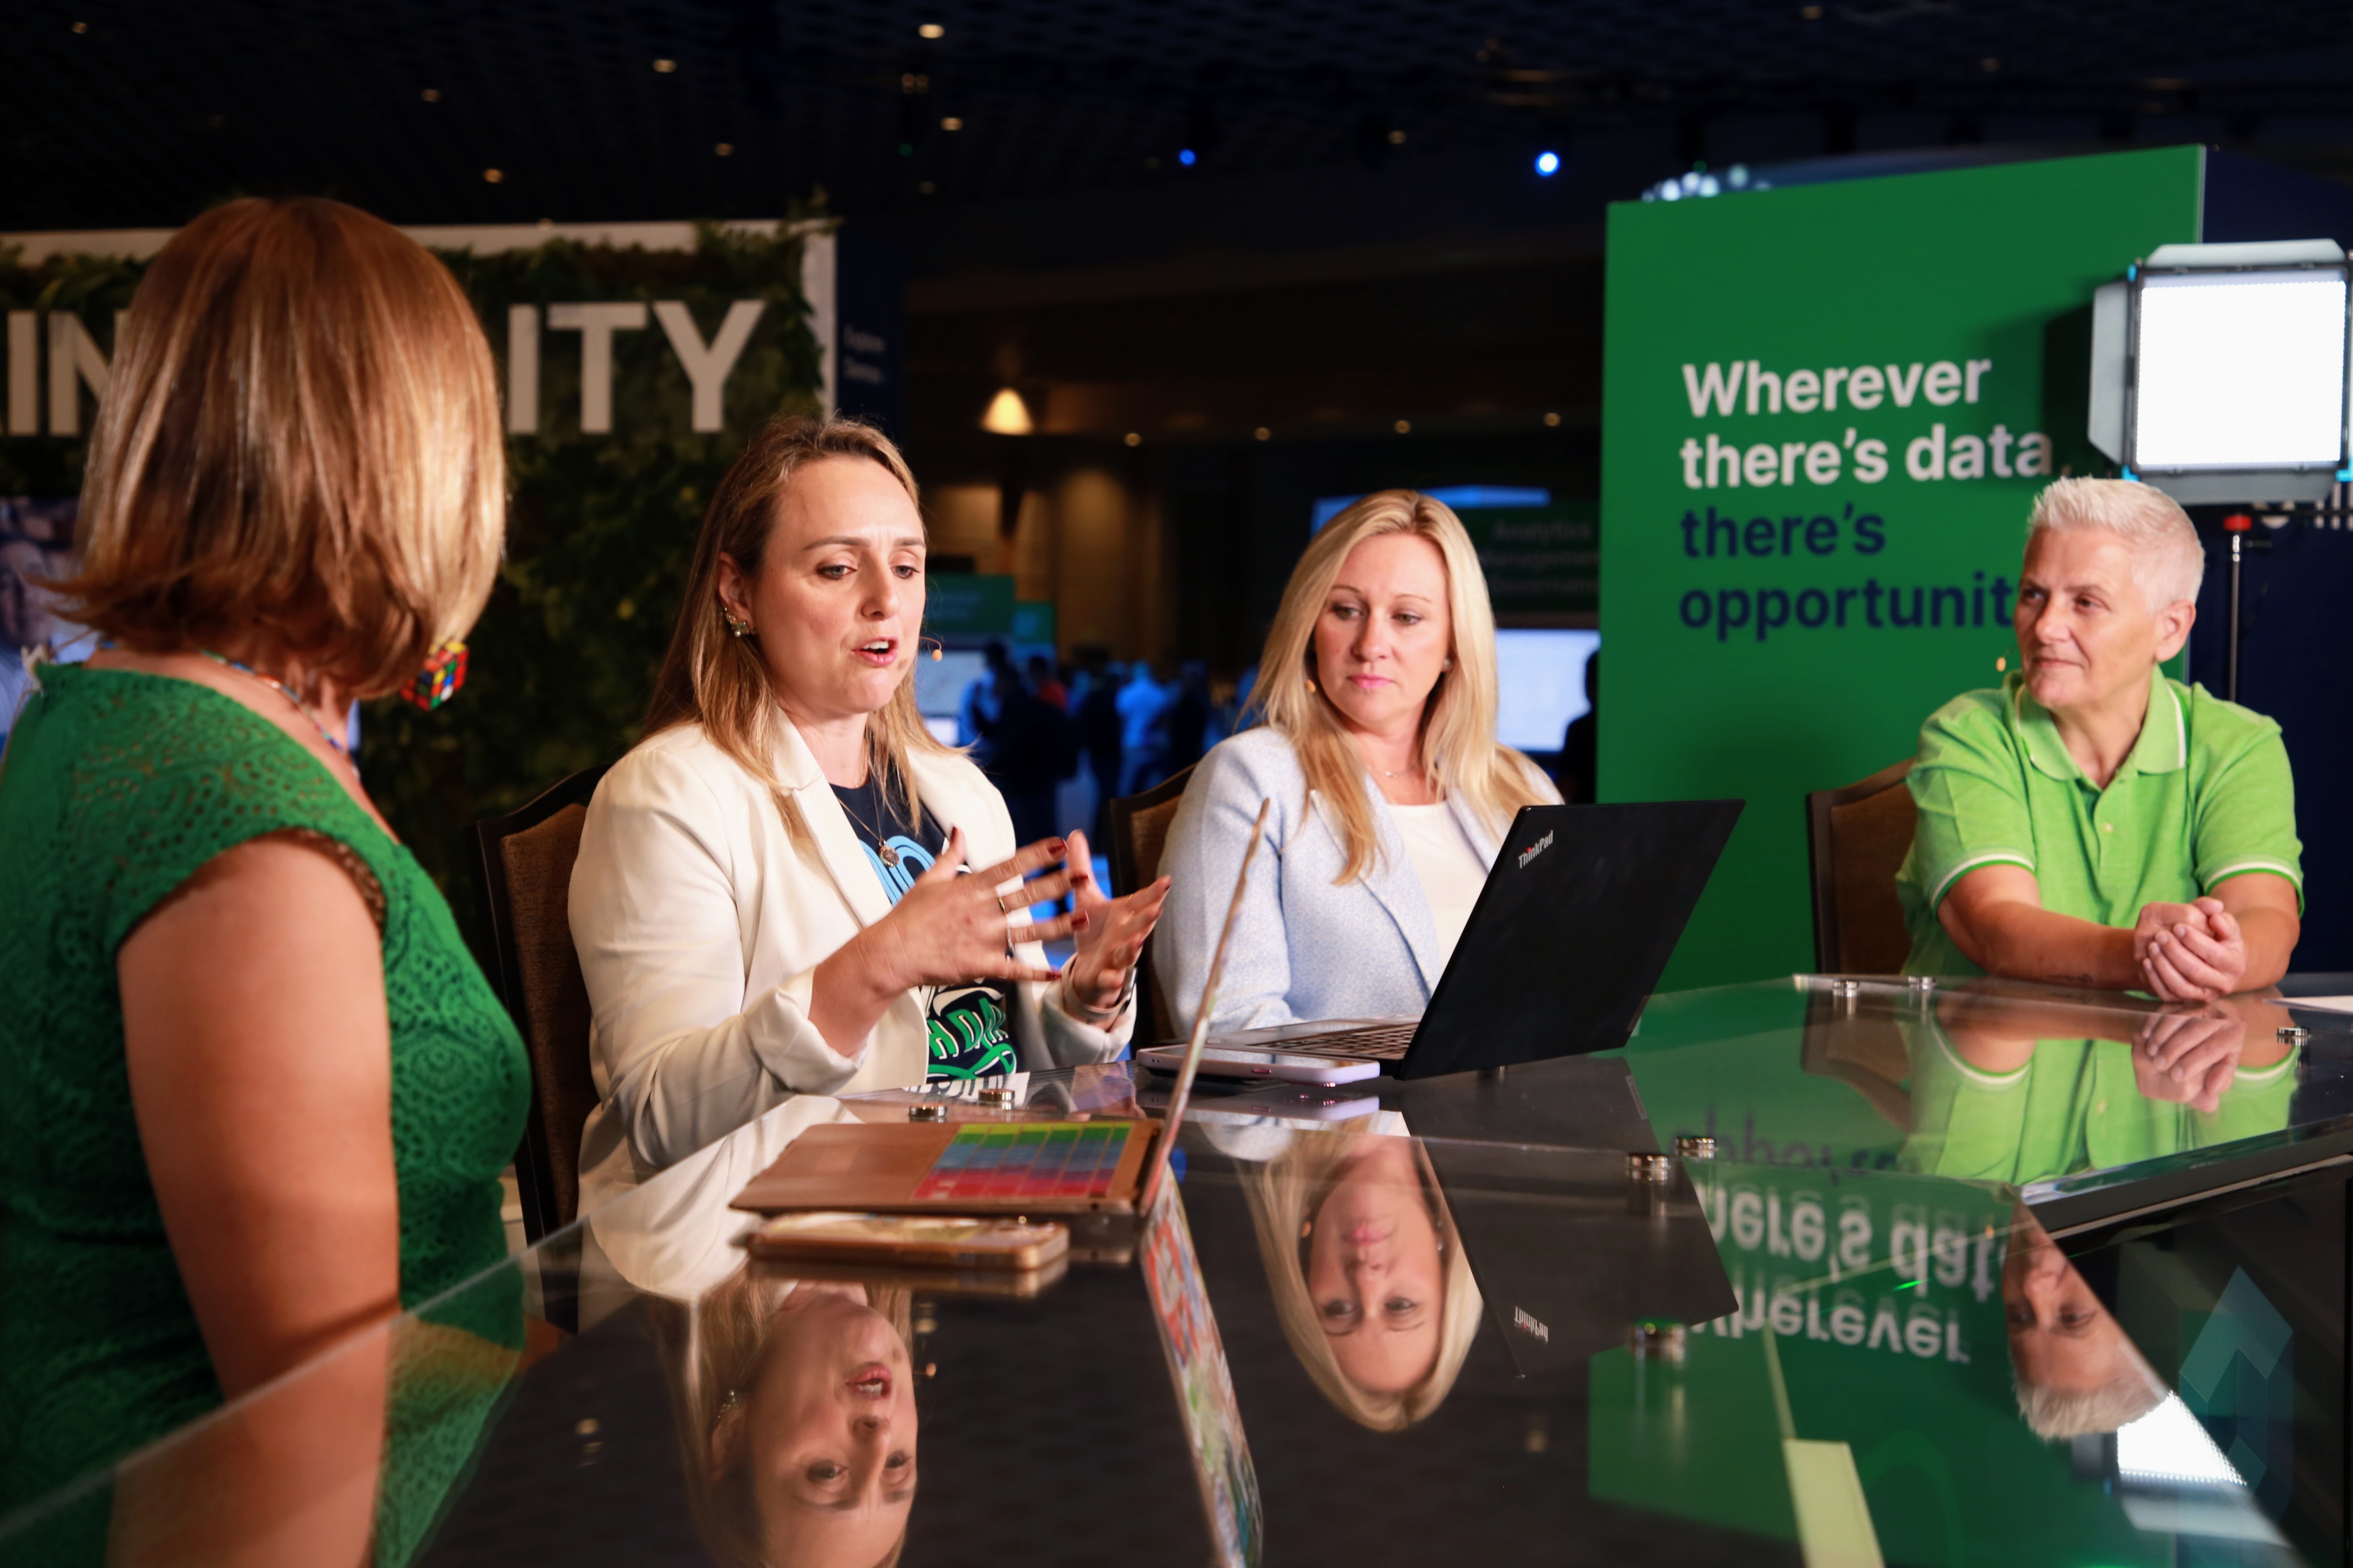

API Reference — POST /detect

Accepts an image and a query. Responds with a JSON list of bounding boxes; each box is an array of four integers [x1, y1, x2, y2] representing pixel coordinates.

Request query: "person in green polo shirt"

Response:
[[1895, 477, 2302, 999]]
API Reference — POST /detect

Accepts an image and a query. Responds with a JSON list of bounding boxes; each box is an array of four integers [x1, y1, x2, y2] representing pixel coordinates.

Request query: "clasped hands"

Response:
[[2129, 897, 2260, 1113], [2133, 896, 2248, 1003], [857, 826, 1171, 1022]]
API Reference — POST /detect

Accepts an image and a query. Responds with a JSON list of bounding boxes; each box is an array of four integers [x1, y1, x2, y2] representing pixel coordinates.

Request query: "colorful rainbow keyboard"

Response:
[[911, 1122, 1134, 1201]]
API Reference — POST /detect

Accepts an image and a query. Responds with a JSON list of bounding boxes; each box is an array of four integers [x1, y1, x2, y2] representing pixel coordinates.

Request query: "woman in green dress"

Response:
[[0, 196, 526, 1562]]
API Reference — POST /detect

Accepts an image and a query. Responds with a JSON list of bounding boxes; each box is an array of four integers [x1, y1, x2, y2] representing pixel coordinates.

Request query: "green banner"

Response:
[[1601, 149, 2205, 987]]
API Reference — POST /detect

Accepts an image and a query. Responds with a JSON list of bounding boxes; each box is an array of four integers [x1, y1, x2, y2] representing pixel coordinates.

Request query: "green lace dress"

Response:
[[0, 666, 529, 1556]]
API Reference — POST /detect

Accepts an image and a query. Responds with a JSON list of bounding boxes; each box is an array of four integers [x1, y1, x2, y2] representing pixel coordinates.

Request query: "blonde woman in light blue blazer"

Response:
[[1155, 491, 1559, 1034]]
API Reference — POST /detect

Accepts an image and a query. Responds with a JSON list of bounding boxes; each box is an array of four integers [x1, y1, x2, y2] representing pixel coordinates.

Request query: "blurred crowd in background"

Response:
[[955, 640, 1229, 852], [953, 635, 1598, 869]]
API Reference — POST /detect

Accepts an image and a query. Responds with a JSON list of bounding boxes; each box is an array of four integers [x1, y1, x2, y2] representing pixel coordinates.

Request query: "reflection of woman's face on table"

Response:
[[1307, 1137, 1445, 1395], [2003, 1229, 2125, 1394], [713, 1283, 917, 1568]]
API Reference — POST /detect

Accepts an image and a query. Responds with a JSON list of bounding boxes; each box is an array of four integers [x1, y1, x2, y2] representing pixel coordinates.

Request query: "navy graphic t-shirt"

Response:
[[831, 777, 1020, 1081]]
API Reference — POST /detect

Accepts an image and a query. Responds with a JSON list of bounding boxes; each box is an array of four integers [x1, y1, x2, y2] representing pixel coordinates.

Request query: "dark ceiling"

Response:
[[9, 1, 2353, 234]]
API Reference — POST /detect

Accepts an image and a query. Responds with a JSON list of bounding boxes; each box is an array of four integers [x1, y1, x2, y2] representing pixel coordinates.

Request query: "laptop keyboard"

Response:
[[1281, 1024, 1420, 1061]]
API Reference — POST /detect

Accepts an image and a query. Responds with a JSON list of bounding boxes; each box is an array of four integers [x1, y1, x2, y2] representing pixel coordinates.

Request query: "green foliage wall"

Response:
[[1, 221, 826, 943]]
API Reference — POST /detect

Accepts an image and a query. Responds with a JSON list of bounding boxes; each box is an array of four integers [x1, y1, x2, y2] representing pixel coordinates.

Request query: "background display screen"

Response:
[[1493, 629, 1600, 752], [2133, 269, 2348, 471]]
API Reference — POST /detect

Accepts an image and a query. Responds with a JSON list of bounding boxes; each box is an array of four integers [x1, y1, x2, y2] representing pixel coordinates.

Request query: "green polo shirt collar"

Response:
[[2012, 668, 2186, 786]]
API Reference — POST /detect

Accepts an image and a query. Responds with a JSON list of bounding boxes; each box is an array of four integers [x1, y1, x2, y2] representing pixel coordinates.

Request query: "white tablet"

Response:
[[1134, 1043, 1381, 1085]]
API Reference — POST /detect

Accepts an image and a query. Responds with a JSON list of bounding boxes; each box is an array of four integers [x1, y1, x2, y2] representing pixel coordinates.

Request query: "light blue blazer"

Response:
[[1153, 726, 1559, 1034]]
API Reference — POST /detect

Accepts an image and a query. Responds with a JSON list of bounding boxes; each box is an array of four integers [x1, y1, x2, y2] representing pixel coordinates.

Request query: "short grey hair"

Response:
[[2026, 477, 2204, 611], [2016, 1359, 2167, 1440]]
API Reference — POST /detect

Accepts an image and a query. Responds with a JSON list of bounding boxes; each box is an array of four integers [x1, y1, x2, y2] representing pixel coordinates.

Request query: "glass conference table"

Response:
[[8, 975, 2353, 1568]]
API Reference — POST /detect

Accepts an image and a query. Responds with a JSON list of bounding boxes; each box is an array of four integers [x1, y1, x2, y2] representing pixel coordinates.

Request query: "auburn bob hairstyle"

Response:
[[643, 415, 953, 848], [58, 196, 505, 696], [1248, 490, 1548, 884]]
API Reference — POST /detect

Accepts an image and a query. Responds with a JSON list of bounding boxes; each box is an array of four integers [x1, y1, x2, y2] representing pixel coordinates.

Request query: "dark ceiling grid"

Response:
[[4, 1, 2353, 230]]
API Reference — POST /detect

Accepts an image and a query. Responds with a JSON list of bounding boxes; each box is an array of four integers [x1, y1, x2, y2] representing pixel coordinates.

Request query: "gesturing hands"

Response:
[[2134, 896, 2248, 1003], [861, 828, 1080, 993], [848, 826, 1170, 1021], [1058, 828, 1171, 1022], [813, 825, 1172, 1062]]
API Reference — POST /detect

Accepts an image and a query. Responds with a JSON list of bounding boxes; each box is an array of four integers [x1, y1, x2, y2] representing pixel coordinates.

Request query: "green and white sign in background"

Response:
[[1601, 148, 2206, 987]]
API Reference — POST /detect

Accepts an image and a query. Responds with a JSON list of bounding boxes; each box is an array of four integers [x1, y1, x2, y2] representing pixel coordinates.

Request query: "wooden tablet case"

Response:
[[732, 1119, 1158, 1216], [745, 1215, 1073, 1271]]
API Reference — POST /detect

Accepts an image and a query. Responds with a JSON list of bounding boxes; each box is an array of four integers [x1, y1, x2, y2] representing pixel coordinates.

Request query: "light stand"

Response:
[[2223, 513, 2250, 702]]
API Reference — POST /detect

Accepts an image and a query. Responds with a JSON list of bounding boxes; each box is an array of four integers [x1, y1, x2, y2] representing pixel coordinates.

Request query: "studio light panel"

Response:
[[2132, 270, 2349, 472]]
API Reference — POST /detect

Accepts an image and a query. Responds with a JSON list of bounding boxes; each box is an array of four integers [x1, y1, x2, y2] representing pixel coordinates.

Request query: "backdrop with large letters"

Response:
[[0, 221, 826, 935], [1601, 148, 2206, 988]]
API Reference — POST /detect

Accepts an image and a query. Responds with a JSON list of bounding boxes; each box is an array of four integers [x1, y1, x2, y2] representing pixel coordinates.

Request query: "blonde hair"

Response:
[[644, 415, 952, 849], [1248, 490, 1547, 883], [650, 1262, 914, 1568], [1237, 1134, 1483, 1431], [2027, 477, 2204, 611], [57, 196, 504, 696]]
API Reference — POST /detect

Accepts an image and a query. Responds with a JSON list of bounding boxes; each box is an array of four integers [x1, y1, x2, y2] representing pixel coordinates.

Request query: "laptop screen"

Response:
[[1399, 800, 1741, 1079]]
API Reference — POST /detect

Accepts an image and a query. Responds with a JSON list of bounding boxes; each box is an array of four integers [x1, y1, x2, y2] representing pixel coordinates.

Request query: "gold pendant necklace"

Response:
[[837, 789, 901, 865]]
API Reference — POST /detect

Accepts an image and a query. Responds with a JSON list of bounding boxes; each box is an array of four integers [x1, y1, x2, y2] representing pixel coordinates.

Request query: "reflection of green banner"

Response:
[[1593, 1161, 2162, 1565], [924, 574, 1016, 639], [1601, 149, 2204, 986], [1460, 503, 1596, 619]]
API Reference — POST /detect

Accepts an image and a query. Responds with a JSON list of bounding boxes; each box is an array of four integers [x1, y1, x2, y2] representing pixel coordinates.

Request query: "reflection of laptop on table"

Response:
[[1425, 1139, 1736, 1375], [1141, 800, 1741, 1082]]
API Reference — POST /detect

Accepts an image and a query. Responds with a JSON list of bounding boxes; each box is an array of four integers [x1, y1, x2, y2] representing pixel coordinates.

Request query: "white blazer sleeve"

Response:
[[569, 750, 866, 1171], [1153, 738, 1298, 1035]]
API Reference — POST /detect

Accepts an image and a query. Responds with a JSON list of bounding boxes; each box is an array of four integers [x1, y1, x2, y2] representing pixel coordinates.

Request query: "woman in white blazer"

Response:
[[1154, 491, 1557, 1033], [571, 417, 1168, 1206]]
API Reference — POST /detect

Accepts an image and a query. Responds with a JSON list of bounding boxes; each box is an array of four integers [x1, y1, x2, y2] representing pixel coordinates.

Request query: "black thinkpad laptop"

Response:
[[1154, 800, 1741, 1082]]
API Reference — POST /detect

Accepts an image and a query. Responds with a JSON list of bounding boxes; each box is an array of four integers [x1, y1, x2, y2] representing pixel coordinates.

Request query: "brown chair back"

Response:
[[471, 764, 610, 1244], [1105, 764, 1195, 1043], [1805, 759, 1917, 974]]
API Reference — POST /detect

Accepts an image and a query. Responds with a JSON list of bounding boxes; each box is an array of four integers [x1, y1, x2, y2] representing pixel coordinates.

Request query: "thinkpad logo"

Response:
[[1513, 1305, 1550, 1342], [1517, 830, 1554, 870]]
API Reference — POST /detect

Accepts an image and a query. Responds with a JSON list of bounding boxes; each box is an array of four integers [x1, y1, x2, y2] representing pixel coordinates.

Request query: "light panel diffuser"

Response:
[[2132, 269, 2347, 471]]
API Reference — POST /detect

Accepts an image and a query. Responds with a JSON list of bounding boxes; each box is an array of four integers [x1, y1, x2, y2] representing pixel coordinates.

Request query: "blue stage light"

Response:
[[1178, 147, 1197, 166], [1534, 149, 1561, 176]]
